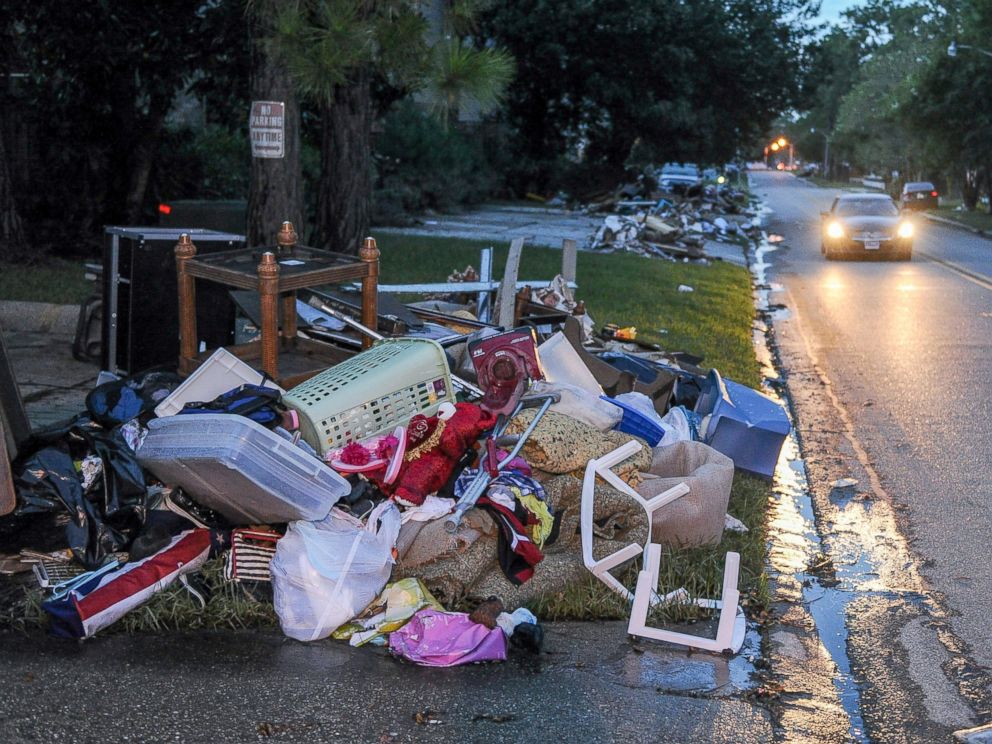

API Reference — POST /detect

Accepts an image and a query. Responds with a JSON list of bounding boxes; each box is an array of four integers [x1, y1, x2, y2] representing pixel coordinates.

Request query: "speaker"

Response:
[[102, 227, 245, 375]]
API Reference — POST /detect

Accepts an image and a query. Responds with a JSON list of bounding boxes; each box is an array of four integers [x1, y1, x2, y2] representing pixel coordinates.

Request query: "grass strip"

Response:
[[0, 258, 93, 305]]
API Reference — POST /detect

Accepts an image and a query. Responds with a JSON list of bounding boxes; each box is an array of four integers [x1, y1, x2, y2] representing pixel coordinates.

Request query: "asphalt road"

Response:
[[756, 170, 992, 740]]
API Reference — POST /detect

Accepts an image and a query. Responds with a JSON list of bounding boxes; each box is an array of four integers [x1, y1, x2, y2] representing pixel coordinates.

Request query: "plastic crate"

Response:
[[283, 338, 455, 456], [137, 413, 348, 524], [155, 347, 284, 417], [600, 396, 665, 447]]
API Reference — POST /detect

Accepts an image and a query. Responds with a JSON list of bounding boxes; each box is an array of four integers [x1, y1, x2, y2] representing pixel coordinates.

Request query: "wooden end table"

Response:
[[175, 222, 379, 384]]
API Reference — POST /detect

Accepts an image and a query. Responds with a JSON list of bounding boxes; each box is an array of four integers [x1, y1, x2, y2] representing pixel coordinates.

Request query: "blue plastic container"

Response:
[[693, 369, 790, 479], [600, 396, 665, 447]]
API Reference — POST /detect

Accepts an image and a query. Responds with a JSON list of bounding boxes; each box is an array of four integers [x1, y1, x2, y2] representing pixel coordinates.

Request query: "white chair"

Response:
[[627, 543, 746, 654], [581, 441, 689, 601]]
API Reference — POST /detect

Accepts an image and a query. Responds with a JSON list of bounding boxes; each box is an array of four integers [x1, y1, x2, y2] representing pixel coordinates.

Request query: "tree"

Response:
[[480, 0, 815, 193], [5, 0, 247, 250], [264, 0, 512, 254], [247, 4, 303, 246]]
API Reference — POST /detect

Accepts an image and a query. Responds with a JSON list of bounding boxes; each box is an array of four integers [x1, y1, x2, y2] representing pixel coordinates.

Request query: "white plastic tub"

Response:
[[154, 347, 284, 418]]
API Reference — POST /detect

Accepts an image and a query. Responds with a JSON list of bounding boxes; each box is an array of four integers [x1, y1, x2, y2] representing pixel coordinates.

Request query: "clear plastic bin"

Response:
[[137, 413, 349, 524]]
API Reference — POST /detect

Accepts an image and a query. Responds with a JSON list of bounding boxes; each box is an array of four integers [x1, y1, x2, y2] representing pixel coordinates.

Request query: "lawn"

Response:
[[932, 204, 992, 233], [0, 257, 93, 305], [4, 235, 771, 629]]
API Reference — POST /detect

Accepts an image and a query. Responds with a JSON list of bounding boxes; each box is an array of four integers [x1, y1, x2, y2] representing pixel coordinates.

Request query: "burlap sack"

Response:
[[503, 409, 651, 480], [638, 440, 734, 548]]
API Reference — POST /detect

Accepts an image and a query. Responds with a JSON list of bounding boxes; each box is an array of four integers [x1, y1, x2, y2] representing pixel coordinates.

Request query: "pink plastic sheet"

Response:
[[388, 609, 507, 667]]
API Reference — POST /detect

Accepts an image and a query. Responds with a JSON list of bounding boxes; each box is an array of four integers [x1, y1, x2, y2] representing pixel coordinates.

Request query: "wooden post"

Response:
[[359, 236, 380, 350], [561, 238, 577, 284], [494, 237, 525, 328], [257, 252, 280, 378], [175, 233, 198, 375], [278, 220, 298, 343]]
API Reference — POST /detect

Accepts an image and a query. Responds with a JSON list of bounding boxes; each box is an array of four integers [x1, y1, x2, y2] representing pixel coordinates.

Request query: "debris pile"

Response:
[[588, 176, 763, 261], [0, 226, 790, 665]]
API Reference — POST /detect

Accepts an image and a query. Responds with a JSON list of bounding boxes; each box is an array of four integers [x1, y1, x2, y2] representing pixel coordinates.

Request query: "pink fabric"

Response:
[[388, 609, 508, 667]]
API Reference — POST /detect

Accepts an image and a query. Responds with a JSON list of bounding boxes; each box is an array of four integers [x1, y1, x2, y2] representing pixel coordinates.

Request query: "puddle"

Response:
[[752, 228, 870, 741]]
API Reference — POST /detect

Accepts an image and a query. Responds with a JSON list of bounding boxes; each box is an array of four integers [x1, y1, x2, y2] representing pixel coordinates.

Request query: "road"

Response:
[[756, 170, 992, 741]]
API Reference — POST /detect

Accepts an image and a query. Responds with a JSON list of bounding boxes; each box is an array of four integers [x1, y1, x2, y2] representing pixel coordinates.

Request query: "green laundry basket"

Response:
[[283, 338, 455, 456]]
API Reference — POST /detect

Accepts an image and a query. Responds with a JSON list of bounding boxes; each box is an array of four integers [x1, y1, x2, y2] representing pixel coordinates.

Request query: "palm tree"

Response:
[[263, 0, 513, 254]]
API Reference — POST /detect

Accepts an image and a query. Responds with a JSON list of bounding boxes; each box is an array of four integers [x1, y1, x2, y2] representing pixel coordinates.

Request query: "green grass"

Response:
[[376, 234, 761, 387], [0, 258, 93, 305], [932, 204, 992, 233]]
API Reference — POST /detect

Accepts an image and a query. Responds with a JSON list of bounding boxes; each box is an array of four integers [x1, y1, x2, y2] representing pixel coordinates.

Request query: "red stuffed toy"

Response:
[[384, 402, 495, 507]]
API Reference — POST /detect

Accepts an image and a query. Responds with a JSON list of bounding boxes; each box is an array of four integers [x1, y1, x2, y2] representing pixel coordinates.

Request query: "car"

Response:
[[820, 192, 914, 261], [900, 181, 939, 211], [658, 163, 702, 190]]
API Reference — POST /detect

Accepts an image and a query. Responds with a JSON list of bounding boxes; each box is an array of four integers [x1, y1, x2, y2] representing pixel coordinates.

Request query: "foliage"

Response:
[[480, 0, 815, 196], [372, 103, 497, 221], [3, 0, 250, 254], [151, 125, 251, 203]]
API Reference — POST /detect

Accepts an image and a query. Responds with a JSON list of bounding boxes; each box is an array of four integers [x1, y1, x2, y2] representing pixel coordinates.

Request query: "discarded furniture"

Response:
[[105, 226, 245, 375], [694, 369, 790, 479], [175, 223, 379, 384], [580, 440, 689, 601], [628, 543, 746, 654]]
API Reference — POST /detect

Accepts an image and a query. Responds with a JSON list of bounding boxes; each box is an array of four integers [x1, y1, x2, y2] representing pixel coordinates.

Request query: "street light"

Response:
[[948, 40, 992, 59]]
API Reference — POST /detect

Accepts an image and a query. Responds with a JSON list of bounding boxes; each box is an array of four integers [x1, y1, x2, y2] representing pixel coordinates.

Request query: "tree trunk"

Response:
[[123, 99, 169, 225], [314, 69, 372, 256], [963, 168, 979, 211], [247, 29, 304, 247], [0, 108, 27, 263]]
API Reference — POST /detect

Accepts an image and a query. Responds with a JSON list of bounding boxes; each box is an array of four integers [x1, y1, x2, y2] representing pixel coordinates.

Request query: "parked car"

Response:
[[658, 163, 702, 190], [820, 193, 914, 261], [900, 181, 939, 211]]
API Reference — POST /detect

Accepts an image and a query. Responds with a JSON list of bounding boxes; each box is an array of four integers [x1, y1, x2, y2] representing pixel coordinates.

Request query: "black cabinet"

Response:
[[102, 227, 245, 375]]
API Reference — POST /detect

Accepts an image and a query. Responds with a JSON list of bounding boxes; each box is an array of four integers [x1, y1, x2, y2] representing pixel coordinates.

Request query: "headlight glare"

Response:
[[826, 221, 845, 239], [897, 221, 914, 239]]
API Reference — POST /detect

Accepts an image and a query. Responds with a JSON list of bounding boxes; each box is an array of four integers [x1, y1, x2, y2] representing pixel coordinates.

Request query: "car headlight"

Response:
[[897, 221, 914, 239], [826, 221, 845, 239]]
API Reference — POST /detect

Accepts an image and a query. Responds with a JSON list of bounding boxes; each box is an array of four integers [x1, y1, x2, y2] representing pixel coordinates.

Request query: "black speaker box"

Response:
[[102, 227, 246, 375]]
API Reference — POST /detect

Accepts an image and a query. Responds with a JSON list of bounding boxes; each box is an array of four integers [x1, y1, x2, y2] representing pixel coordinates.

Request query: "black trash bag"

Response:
[[13, 417, 150, 569]]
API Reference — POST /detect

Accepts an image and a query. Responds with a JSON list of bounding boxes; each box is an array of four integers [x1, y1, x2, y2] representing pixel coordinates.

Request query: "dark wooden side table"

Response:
[[174, 222, 379, 384]]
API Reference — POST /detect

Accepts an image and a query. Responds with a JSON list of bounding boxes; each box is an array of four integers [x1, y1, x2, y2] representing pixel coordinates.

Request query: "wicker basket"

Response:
[[283, 339, 455, 456]]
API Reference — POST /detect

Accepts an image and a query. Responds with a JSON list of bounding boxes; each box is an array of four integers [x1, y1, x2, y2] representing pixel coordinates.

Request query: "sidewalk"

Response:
[[924, 211, 992, 239]]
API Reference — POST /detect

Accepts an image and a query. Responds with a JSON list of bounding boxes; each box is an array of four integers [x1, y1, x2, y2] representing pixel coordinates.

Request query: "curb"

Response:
[[0, 301, 79, 335], [924, 213, 992, 240]]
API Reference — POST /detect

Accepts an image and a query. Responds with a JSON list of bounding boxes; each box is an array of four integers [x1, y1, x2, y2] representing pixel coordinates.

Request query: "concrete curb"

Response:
[[0, 301, 79, 335], [924, 213, 992, 240]]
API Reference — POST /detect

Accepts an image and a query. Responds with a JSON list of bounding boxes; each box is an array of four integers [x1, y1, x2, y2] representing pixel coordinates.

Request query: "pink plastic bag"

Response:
[[388, 608, 507, 667]]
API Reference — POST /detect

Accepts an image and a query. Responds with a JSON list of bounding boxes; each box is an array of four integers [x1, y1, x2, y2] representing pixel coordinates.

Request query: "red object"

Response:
[[931, 190, 938, 197], [158, 203, 172, 215], [469, 328, 544, 416], [380, 402, 496, 507]]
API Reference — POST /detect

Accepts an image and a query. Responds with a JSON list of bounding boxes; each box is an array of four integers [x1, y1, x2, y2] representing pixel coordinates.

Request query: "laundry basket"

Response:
[[283, 338, 455, 456]]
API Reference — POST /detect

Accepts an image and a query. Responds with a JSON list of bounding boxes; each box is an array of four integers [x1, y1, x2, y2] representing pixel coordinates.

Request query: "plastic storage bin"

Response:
[[694, 369, 790, 479], [137, 413, 349, 524], [600, 396, 665, 446], [283, 338, 455, 456], [155, 347, 284, 418]]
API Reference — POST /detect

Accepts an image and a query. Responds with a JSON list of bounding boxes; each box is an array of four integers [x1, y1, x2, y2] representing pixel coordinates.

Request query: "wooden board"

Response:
[[0, 325, 29, 516]]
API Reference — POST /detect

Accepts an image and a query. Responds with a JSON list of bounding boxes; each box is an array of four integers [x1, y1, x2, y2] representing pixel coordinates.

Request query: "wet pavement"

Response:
[[754, 170, 992, 741], [0, 624, 773, 743]]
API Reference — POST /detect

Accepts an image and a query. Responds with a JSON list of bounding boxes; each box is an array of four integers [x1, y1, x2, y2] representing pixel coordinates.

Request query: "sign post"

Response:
[[249, 101, 285, 159]]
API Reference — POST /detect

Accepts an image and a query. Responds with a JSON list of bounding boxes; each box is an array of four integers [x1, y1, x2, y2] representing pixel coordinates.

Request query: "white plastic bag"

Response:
[[271, 501, 401, 642]]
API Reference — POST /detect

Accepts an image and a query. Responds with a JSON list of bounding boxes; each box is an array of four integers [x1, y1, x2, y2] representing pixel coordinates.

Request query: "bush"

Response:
[[150, 124, 250, 205], [372, 103, 497, 223]]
